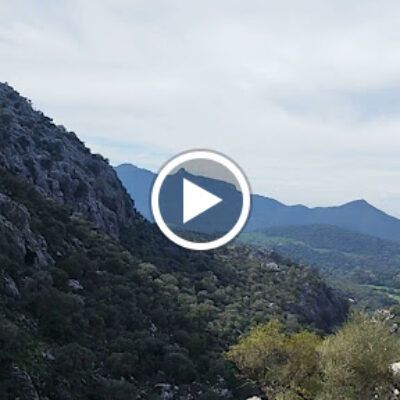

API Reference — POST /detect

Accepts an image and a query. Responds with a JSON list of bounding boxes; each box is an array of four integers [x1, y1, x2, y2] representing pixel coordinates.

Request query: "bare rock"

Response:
[[155, 383, 174, 400], [264, 262, 280, 272], [68, 279, 83, 290], [3, 275, 20, 298], [0, 193, 53, 268], [42, 349, 55, 361], [0, 83, 136, 237], [391, 362, 400, 376], [11, 366, 40, 400]]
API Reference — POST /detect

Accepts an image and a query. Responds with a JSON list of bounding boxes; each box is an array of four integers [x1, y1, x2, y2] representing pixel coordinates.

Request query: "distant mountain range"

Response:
[[115, 163, 400, 308], [115, 163, 400, 242]]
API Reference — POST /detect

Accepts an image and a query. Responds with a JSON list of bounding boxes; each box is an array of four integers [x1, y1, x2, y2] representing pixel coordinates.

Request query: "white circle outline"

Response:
[[151, 150, 251, 251]]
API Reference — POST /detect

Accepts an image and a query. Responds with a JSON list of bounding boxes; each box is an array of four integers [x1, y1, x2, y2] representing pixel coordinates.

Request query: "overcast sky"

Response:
[[1, 0, 400, 216]]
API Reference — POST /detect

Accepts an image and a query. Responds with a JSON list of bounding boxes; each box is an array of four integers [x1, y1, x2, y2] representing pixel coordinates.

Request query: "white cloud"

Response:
[[1, 0, 400, 216]]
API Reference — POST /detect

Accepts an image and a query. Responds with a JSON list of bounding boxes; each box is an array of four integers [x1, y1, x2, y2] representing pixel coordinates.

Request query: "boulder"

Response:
[[3, 275, 20, 298], [11, 366, 40, 400], [68, 279, 83, 290], [391, 362, 400, 376]]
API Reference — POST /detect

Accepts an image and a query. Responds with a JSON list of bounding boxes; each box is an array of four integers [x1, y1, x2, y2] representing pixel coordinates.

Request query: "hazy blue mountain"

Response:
[[159, 168, 242, 237], [248, 195, 400, 242], [115, 163, 400, 242], [115, 164, 243, 234], [115, 163, 155, 220]]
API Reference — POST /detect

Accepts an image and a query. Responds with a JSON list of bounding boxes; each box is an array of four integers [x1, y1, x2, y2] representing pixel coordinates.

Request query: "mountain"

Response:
[[0, 83, 347, 400], [115, 163, 155, 221], [249, 195, 400, 242], [0, 83, 136, 237], [115, 163, 400, 242], [159, 168, 242, 236], [239, 225, 400, 308]]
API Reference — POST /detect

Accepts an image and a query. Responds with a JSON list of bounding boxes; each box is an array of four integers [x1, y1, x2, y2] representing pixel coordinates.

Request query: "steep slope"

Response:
[[0, 84, 347, 399], [116, 163, 400, 242], [0, 83, 135, 237]]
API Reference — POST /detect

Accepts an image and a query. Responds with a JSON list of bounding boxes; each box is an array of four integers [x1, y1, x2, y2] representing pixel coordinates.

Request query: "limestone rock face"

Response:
[[2, 275, 20, 298], [0, 83, 136, 237], [0, 192, 52, 268]]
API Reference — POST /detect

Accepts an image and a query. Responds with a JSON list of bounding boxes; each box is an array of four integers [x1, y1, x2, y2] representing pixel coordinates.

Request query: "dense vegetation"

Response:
[[226, 311, 400, 399], [0, 169, 347, 399], [239, 225, 400, 309]]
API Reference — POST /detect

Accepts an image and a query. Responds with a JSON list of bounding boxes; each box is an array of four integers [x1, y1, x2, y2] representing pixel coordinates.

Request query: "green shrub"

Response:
[[105, 352, 138, 378], [227, 314, 400, 400], [163, 352, 197, 383], [320, 313, 400, 399]]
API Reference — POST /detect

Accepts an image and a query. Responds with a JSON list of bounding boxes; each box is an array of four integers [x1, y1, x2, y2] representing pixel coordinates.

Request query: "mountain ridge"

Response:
[[115, 163, 400, 242]]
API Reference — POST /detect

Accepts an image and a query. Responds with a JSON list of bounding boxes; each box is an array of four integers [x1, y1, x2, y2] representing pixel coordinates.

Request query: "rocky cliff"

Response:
[[0, 83, 135, 237]]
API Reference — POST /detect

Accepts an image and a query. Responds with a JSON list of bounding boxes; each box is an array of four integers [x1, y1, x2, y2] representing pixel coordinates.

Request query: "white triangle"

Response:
[[183, 178, 222, 224]]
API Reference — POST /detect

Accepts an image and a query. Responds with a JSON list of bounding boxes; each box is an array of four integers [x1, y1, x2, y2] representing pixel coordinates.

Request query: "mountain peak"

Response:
[[346, 199, 371, 206], [116, 164, 400, 242]]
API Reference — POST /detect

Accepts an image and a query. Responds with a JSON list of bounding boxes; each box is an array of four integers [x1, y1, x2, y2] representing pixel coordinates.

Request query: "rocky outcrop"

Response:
[[0, 192, 52, 268], [11, 366, 40, 400], [2, 275, 20, 298], [0, 83, 135, 237], [68, 279, 83, 290], [391, 362, 400, 376]]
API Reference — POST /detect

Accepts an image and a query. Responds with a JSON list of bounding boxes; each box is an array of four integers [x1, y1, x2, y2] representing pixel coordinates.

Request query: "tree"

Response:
[[225, 320, 322, 399], [226, 313, 400, 400], [319, 312, 400, 400]]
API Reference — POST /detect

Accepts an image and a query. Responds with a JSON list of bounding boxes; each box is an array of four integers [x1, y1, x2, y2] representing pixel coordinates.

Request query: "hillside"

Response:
[[0, 84, 347, 399], [0, 83, 136, 237], [239, 225, 400, 308], [115, 163, 400, 242]]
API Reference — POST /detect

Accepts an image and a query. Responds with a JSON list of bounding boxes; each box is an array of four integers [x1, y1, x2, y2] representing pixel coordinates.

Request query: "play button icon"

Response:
[[183, 178, 222, 224], [151, 150, 251, 251]]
